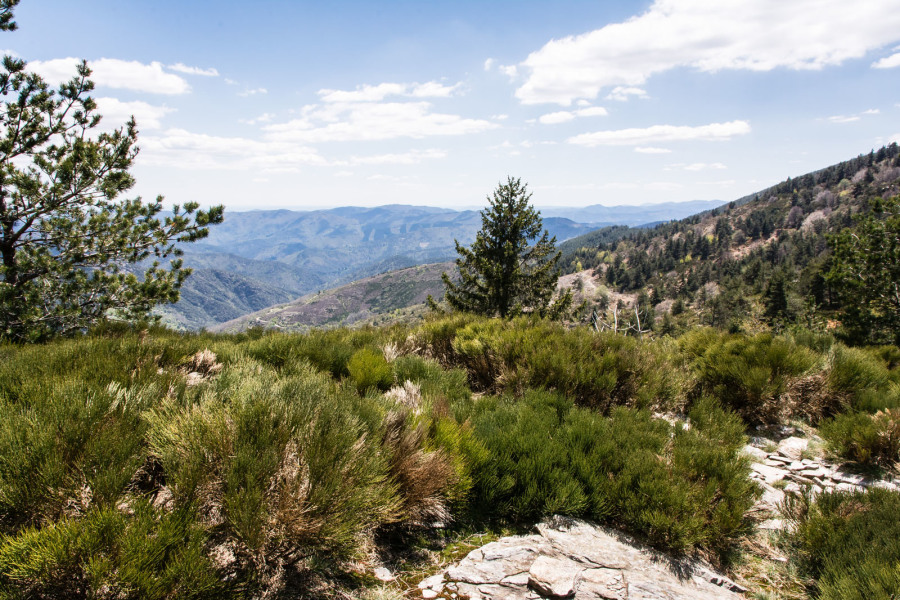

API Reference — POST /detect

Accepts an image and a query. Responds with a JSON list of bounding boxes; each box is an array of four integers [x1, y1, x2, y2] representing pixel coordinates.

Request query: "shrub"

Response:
[[348, 348, 393, 394], [0, 501, 224, 599], [682, 329, 817, 424], [828, 344, 899, 412], [820, 409, 900, 468], [145, 359, 398, 560], [464, 391, 756, 555], [783, 488, 900, 600], [438, 317, 684, 411]]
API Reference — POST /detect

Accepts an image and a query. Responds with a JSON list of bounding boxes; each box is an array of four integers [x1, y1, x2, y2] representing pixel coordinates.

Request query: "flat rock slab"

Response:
[[431, 516, 744, 600]]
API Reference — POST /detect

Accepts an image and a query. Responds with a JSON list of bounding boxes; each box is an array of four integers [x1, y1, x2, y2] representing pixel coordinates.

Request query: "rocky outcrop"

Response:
[[418, 516, 746, 599], [744, 434, 899, 530]]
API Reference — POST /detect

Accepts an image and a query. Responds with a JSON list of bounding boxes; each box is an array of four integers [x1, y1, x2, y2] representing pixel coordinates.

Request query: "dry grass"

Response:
[[382, 411, 458, 527]]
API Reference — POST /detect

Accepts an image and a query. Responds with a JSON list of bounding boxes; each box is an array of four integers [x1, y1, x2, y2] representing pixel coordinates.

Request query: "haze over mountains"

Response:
[[162, 200, 725, 329]]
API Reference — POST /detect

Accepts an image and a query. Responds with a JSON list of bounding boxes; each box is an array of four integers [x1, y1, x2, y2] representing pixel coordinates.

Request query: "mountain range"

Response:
[[161, 201, 726, 329]]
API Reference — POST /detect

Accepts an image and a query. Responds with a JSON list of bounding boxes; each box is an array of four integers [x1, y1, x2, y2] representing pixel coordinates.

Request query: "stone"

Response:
[[419, 573, 446, 590], [750, 462, 787, 484], [788, 461, 805, 471], [422, 590, 438, 599], [777, 436, 808, 461], [528, 555, 581, 597], [373, 567, 395, 582], [434, 517, 744, 600], [742, 445, 769, 461], [758, 519, 784, 530], [577, 568, 626, 599]]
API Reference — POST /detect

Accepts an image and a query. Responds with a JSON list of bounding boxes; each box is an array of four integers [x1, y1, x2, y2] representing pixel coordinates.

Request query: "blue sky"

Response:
[[7, 0, 900, 211]]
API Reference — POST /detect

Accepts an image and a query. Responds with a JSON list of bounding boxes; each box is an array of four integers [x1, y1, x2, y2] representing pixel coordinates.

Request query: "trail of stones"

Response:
[[744, 434, 899, 530]]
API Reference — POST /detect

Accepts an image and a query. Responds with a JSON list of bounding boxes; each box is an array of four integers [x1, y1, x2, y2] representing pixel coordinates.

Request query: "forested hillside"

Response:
[[561, 144, 900, 343]]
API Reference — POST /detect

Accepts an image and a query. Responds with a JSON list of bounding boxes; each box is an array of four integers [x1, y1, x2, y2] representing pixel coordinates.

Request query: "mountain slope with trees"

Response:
[[560, 143, 900, 342]]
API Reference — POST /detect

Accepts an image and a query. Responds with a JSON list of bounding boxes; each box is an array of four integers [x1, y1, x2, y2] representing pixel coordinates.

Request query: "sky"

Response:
[[6, 0, 900, 211]]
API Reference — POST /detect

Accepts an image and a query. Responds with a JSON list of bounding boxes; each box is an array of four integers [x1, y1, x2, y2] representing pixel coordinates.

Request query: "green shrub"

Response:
[[820, 409, 900, 468], [437, 317, 684, 411], [682, 329, 817, 424], [145, 359, 398, 559], [0, 501, 224, 599], [783, 488, 900, 600], [348, 348, 393, 394], [464, 391, 756, 555]]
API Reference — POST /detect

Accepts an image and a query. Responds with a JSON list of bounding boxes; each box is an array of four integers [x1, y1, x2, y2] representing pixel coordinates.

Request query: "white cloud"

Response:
[[138, 128, 328, 172], [890, 132, 900, 144], [569, 120, 751, 146], [499, 65, 518, 79], [538, 106, 607, 124], [168, 63, 219, 77], [95, 97, 174, 130], [29, 57, 190, 94], [224, 78, 238, 85], [872, 52, 900, 69], [239, 112, 276, 125], [318, 81, 462, 103], [516, 0, 900, 104], [349, 149, 446, 165], [539, 111, 576, 125], [634, 146, 671, 154], [484, 58, 495, 71], [682, 162, 727, 171], [492, 114, 509, 120], [826, 109, 880, 123], [264, 101, 497, 143], [238, 87, 267, 97], [605, 86, 648, 101], [410, 81, 461, 97]]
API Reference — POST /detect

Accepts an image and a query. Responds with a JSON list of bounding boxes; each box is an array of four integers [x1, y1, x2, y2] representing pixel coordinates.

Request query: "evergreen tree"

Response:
[[437, 177, 571, 318], [0, 17, 223, 341], [826, 196, 900, 345]]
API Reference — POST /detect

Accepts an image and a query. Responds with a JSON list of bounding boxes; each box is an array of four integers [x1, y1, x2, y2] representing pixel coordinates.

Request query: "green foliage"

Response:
[[145, 359, 398, 558], [681, 329, 817, 424], [0, 49, 223, 341], [348, 348, 393, 393], [441, 177, 572, 319], [462, 391, 756, 554], [827, 344, 899, 412], [441, 316, 684, 411], [827, 196, 900, 345], [0, 501, 224, 599], [783, 488, 900, 600], [820, 410, 900, 468]]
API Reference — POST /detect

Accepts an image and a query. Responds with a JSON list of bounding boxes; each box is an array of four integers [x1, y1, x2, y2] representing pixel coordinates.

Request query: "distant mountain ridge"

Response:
[[163, 202, 732, 329]]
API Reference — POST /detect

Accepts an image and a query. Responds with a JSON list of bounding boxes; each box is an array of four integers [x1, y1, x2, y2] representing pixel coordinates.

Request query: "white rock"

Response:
[[422, 589, 438, 599], [777, 437, 808, 461], [527, 555, 581, 597], [742, 445, 769, 461], [750, 462, 787, 484], [419, 573, 445, 590], [373, 567, 394, 582]]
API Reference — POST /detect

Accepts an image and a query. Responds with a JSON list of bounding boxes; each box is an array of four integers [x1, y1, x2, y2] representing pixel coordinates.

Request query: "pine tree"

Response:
[[436, 177, 571, 318], [0, 13, 223, 341]]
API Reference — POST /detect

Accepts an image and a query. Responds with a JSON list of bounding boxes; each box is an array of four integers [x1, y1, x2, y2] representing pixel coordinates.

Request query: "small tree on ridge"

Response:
[[437, 177, 571, 319]]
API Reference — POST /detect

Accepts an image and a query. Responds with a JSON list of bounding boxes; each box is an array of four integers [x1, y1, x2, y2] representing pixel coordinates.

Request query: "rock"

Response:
[[373, 566, 395, 582], [578, 568, 627, 599], [750, 462, 787, 484], [433, 517, 743, 600], [758, 519, 784, 530], [528, 556, 581, 597], [422, 590, 438, 599], [777, 436, 808, 461], [419, 573, 446, 590], [742, 445, 769, 461]]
